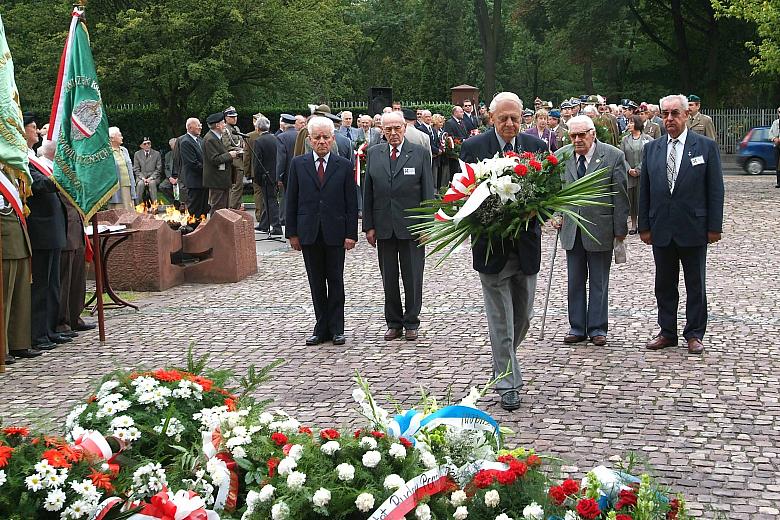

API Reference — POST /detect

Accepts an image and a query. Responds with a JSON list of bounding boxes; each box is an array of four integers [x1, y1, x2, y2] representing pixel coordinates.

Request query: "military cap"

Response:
[[688, 94, 701, 102], [223, 106, 238, 117], [206, 112, 225, 125], [570, 98, 581, 106], [23, 111, 36, 126], [579, 95, 589, 102], [324, 112, 341, 123], [549, 109, 561, 119], [142, 136, 151, 143], [522, 109, 534, 117], [280, 113, 296, 125], [560, 101, 572, 109], [585, 95, 599, 105], [313, 104, 332, 115], [401, 108, 417, 121], [627, 100, 638, 110]]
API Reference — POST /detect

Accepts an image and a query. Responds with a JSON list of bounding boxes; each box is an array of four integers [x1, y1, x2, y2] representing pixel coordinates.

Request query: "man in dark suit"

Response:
[[202, 112, 238, 216], [639, 94, 724, 355], [252, 114, 282, 235], [178, 118, 207, 218], [363, 111, 435, 341], [460, 92, 547, 411], [286, 116, 358, 346], [554, 115, 629, 347], [444, 105, 470, 141], [275, 114, 299, 228], [462, 99, 480, 132]]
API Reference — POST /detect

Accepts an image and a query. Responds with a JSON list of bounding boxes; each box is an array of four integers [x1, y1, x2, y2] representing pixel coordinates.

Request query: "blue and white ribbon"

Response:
[[387, 405, 501, 448]]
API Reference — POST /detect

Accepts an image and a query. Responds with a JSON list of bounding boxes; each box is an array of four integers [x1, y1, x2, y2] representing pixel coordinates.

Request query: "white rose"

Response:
[[454, 505, 469, 520], [522, 502, 544, 520], [271, 501, 290, 520], [359, 437, 378, 449], [320, 441, 340, 456], [484, 489, 500, 508], [383, 473, 405, 490], [362, 450, 381, 468], [312, 487, 331, 507], [336, 463, 355, 481], [286, 471, 306, 490], [258, 484, 275, 502], [450, 490, 467, 506], [277, 457, 297, 476], [388, 443, 407, 459], [355, 492, 375, 512], [415, 504, 432, 520]]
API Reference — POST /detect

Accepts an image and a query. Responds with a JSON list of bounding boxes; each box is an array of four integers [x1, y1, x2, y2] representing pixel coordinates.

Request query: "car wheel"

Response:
[[745, 158, 764, 175]]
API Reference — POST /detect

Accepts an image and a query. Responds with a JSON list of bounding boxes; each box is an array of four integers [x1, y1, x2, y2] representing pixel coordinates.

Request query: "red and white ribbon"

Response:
[[368, 466, 455, 520]]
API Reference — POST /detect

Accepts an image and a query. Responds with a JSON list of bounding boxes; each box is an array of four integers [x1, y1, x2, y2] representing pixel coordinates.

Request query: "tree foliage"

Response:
[[713, 0, 780, 76]]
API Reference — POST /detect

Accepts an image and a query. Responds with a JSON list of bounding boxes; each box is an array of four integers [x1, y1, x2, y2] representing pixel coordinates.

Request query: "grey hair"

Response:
[[307, 116, 334, 136], [168, 137, 177, 148], [659, 94, 689, 112], [38, 139, 56, 157], [582, 105, 599, 116], [341, 111, 353, 119], [185, 118, 200, 132], [489, 92, 523, 112], [108, 126, 121, 138], [567, 115, 595, 131], [381, 111, 405, 127], [256, 115, 270, 131], [422, 110, 432, 117]]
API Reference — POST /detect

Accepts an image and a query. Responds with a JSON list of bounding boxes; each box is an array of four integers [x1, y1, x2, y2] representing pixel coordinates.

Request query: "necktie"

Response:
[[667, 139, 678, 191], [346, 128, 351, 139], [503, 142, 513, 154], [145, 151, 149, 159], [577, 155, 587, 178], [391, 147, 398, 161], [317, 157, 325, 185]]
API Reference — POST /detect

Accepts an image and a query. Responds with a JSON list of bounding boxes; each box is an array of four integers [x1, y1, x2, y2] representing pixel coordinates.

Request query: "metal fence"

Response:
[[709, 108, 777, 154], [328, 100, 449, 110]]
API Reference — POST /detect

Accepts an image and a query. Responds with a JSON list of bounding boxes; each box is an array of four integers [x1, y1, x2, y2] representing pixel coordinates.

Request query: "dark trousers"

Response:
[[257, 177, 281, 231], [565, 231, 612, 338], [377, 235, 425, 330], [302, 231, 346, 338], [652, 241, 708, 341], [186, 188, 209, 219], [58, 246, 86, 331], [31, 248, 62, 343], [775, 145, 780, 186]]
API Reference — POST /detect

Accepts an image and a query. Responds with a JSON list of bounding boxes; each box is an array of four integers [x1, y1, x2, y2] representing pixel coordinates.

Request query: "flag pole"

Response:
[[539, 229, 559, 340], [91, 216, 105, 341], [0, 215, 5, 372]]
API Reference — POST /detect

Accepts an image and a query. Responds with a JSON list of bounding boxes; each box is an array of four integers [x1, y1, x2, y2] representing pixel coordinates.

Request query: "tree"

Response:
[[713, 0, 780, 76], [474, 0, 504, 100]]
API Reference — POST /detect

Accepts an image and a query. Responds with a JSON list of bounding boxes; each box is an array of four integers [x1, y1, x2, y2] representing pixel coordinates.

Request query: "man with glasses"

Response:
[[462, 99, 480, 132], [770, 106, 780, 188], [639, 94, 724, 355]]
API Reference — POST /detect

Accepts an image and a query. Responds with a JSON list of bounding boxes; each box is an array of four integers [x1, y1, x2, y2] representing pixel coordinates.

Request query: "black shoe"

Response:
[[628, 229, 637, 235], [48, 335, 72, 344], [255, 225, 269, 232], [12, 349, 43, 359], [305, 335, 325, 346], [74, 322, 96, 331], [58, 330, 78, 338], [500, 390, 522, 411], [4, 354, 16, 365], [332, 334, 346, 346], [270, 228, 283, 236], [32, 342, 56, 351]]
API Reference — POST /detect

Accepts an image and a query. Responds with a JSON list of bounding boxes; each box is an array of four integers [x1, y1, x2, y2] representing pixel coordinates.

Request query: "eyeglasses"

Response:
[[660, 110, 683, 118], [383, 125, 404, 133], [568, 131, 592, 139]]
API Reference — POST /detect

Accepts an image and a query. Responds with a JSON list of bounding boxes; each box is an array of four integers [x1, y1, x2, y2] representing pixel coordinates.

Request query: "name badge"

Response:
[[403, 167, 416, 176], [218, 164, 226, 171], [690, 156, 705, 166]]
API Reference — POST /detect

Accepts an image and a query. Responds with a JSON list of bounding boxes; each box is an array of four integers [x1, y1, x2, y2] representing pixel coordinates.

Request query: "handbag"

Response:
[[614, 239, 627, 264]]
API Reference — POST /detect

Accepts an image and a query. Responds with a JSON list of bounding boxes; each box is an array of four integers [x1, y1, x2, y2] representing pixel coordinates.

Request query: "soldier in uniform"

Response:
[[549, 109, 567, 146], [222, 106, 246, 209], [521, 108, 535, 131], [243, 113, 264, 226], [686, 94, 716, 139], [275, 113, 299, 229], [203, 112, 238, 216], [639, 103, 661, 139]]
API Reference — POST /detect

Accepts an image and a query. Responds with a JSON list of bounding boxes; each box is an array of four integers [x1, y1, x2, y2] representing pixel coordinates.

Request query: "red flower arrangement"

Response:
[[320, 429, 340, 440], [270, 432, 288, 446]]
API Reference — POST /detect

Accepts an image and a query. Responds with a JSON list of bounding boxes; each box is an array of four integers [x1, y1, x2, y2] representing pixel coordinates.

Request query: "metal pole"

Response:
[[91, 216, 105, 342], [539, 229, 559, 340], [0, 214, 5, 373]]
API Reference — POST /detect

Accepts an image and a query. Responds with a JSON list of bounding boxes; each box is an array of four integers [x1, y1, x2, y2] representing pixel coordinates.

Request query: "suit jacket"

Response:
[[557, 141, 629, 252], [443, 117, 469, 140], [276, 127, 299, 183], [285, 153, 358, 246], [338, 125, 358, 141], [242, 129, 260, 179], [27, 164, 66, 251], [524, 127, 558, 151], [460, 130, 548, 274], [404, 125, 432, 160], [463, 111, 480, 132], [133, 148, 163, 182], [178, 133, 204, 189], [252, 132, 278, 182], [363, 141, 435, 240], [202, 130, 233, 190], [109, 145, 137, 204], [357, 127, 382, 147], [638, 131, 724, 247], [335, 132, 355, 166]]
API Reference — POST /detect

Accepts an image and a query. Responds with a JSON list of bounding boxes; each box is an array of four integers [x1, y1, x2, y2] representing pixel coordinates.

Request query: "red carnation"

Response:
[[473, 470, 495, 489], [267, 457, 280, 477], [320, 429, 340, 440], [190, 375, 213, 392], [504, 151, 518, 158], [667, 498, 680, 519], [270, 432, 288, 446], [508, 460, 528, 477], [561, 479, 580, 496], [546, 154, 559, 166], [3, 426, 30, 437], [0, 445, 13, 467], [224, 398, 237, 411], [354, 429, 362, 438], [576, 498, 601, 519], [548, 485, 567, 505], [299, 426, 313, 435], [529, 160, 542, 171], [616, 489, 638, 510], [497, 454, 516, 464], [399, 437, 413, 448], [616, 515, 633, 520], [371, 431, 386, 439], [526, 454, 542, 467], [497, 469, 517, 485], [521, 151, 535, 159], [513, 164, 528, 176]]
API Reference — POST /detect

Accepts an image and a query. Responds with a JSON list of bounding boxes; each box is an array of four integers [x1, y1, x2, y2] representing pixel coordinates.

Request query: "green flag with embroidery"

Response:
[[49, 8, 117, 221]]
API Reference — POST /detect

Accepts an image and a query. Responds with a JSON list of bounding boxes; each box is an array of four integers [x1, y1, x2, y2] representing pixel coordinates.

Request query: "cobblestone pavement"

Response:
[[1, 176, 778, 518]]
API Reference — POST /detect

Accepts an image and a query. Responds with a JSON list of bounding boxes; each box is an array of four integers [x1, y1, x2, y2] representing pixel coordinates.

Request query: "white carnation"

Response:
[[271, 501, 290, 520], [258, 484, 275, 502], [286, 471, 306, 490], [287, 444, 304, 460], [388, 442, 407, 459], [484, 489, 500, 508], [383, 473, 405, 490], [336, 463, 355, 481], [450, 490, 467, 506], [454, 505, 469, 520], [362, 450, 381, 468], [564, 512, 579, 520], [312, 487, 331, 507], [421, 451, 438, 469], [355, 492, 375, 512], [320, 441, 340, 455], [258, 412, 274, 425], [359, 436, 378, 449], [523, 502, 544, 520], [415, 504, 432, 520], [277, 457, 297, 476]]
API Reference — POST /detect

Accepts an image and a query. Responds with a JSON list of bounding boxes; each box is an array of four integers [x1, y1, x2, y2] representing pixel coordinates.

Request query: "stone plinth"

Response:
[[182, 209, 257, 284]]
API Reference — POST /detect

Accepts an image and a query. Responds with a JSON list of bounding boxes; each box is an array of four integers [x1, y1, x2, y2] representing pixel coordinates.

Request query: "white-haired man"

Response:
[[286, 116, 358, 347], [460, 92, 548, 411], [639, 94, 724, 355], [338, 111, 356, 141], [178, 118, 207, 218]]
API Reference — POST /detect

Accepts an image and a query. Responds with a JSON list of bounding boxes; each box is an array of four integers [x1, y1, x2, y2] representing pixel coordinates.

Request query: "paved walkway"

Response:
[[1, 176, 778, 518]]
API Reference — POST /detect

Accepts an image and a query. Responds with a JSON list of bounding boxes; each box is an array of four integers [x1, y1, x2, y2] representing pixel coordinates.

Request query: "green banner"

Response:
[[0, 14, 32, 191], [52, 14, 117, 221]]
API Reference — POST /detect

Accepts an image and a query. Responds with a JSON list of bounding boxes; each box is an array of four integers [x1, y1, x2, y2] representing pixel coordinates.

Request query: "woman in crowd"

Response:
[[431, 113, 448, 190], [108, 126, 137, 210], [619, 115, 651, 234], [524, 108, 557, 151]]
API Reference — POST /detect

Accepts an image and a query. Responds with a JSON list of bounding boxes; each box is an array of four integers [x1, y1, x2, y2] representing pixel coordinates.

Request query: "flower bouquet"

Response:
[[444, 135, 463, 159], [409, 151, 613, 264]]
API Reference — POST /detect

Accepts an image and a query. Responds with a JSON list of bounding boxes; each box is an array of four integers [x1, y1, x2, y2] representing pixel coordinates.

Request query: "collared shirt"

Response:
[[495, 130, 515, 153], [312, 151, 330, 169], [667, 127, 688, 176], [210, 129, 222, 139], [770, 118, 780, 140], [575, 141, 597, 169], [188, 132, 200, 142], [389, 140, 404, 158]]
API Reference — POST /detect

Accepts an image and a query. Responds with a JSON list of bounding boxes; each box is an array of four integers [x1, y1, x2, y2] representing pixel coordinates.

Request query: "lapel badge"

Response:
[[687, 151, 692, 156]]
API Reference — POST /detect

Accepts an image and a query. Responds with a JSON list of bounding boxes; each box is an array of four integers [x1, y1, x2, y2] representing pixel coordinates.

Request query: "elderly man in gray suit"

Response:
[[363, 111, 435, 341], [554, 115, 629, 346], [133, 137, 163, 203]]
